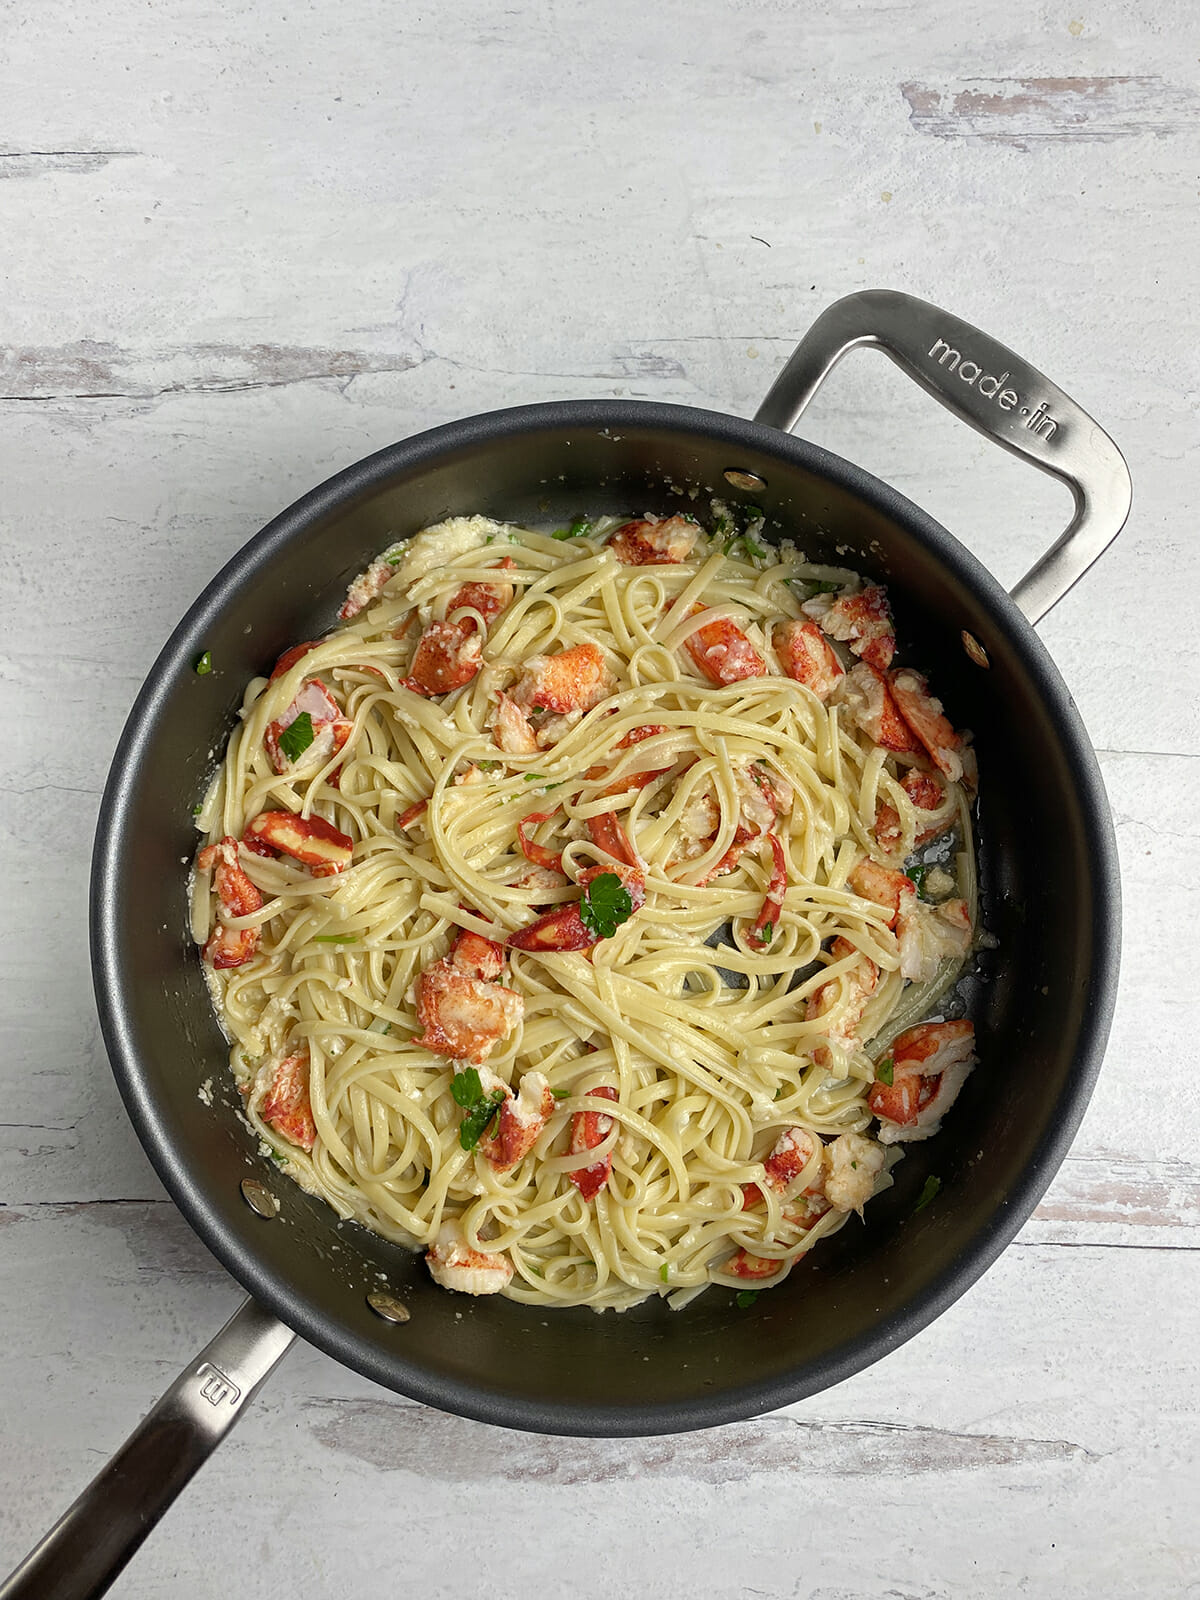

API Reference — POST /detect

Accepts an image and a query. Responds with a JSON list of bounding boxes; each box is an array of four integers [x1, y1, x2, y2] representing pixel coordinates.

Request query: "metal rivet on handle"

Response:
[[240, 1178, 280, 1218], [367, 1290, 411, 1324], [961, 630, 990, 668], [723, 469, 767, 493]]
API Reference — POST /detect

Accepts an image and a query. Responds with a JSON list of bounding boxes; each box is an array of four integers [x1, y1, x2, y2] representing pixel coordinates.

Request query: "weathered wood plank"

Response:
[[1, 1205, 1196, 1597], [901, 75, 1199, 144]]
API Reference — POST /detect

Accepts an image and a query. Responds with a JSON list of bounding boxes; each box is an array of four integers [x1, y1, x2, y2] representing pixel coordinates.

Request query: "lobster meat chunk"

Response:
[[244, 811, 354, 877], [258, 1048, 316, 1152], [568, 1085, 620, 1201]]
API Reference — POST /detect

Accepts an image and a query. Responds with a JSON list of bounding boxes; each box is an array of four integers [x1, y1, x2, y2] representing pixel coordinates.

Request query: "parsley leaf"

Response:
[[451, 1067, 507, 1150], [914, 1175, 941, 1214], [760, 921, 774, 945], [194, 651, 213, 675], [278, 712, 316, 763], [876, 1057, 895, 1086], [735, 1290, 759, 1309], [908, 863, 929, 899], [459, 1091, 506, 1151], [578, 871, 634, 941], [451, 1067, 483, 1108]]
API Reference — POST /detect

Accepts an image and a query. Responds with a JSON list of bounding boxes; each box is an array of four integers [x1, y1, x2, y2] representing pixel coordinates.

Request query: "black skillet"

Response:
[[3, 291, 1130, 1600]]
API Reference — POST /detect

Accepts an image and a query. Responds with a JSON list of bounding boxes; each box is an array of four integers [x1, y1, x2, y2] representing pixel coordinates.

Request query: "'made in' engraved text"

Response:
[[928, 336, 1059, 440], [196, 1361, 241, 1408]]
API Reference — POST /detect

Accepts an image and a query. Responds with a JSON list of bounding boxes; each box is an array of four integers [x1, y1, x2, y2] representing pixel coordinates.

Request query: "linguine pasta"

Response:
[[192, 509, 982, 1310]]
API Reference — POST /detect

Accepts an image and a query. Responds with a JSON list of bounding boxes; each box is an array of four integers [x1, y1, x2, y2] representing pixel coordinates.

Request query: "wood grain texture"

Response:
[[1, 0, 1198, 1593], [901, 76, 1199, 144]]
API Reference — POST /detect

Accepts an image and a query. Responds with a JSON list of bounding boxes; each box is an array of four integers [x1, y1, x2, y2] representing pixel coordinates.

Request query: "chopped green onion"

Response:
[[659, 1263, 670, 1283], [551, 1087, 571, 1100], [524, 773, 545, 782], [477, 760, 500, 772], [735, 1290, 759, 1309], [313, 933, 357, 944], [192, 803, 202, 816], [914, 1175, 941, 1214], [773, 1085, 785, 1100], [194, 651, 213, 675], [876, 1057, 895, 1086], [908, 863, 929, 899]]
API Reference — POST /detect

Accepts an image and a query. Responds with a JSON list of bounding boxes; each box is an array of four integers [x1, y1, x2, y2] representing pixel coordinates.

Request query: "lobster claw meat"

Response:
[[507, 864, 645, 953], [244, 810, 354, 876]]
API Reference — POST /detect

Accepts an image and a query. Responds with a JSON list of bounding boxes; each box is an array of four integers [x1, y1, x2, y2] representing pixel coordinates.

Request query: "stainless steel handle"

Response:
[[1, 1298, 294, 1600], [755, 289, 1132, 624]]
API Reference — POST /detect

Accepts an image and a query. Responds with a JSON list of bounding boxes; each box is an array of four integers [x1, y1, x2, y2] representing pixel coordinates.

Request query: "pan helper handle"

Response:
[[0, 1298, 294, 1600], [755, 289, 1131, 626]]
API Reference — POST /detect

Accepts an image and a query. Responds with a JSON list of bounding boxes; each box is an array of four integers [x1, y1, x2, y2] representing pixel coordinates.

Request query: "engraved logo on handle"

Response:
[[928, 336, 1061, 440], [196, 1362, 242, 1407]]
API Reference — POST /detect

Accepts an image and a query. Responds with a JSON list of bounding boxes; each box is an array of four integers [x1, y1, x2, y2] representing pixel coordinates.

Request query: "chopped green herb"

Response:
[[459, 1091, 506, 1151], [553, 516, 593, 540], [578, 871, 634, 941], [735, 1290, 759, 1309], [313, 933, 357, 944], [451, 1066, 507, 1150], [908, 863, 929, 899], [477, 760, 500, 772], [192, 803, 203, 816], [384, 547, 405, 567], [532, 704, 546, 713], [551, 1087, 571, 1100], [877, 1057, 895, 1087], [914, 1175, 941, 1214], [724, 532, 769, 560], [851, 1160, 858, 1169], [277, 711, 315, 763], [790, 577, 842, 600], [773, 1085, 785, 1100], [760, 921, 774, 945], [523, 773, 545, 783], [451, 1067, 483, 1108], [659, 1263, 670, 1283], [194, 650, 213, 676]]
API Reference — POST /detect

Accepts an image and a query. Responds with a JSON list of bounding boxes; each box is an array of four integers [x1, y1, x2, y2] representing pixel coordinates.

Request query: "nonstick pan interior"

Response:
[[92, 400, 1118, 1434]]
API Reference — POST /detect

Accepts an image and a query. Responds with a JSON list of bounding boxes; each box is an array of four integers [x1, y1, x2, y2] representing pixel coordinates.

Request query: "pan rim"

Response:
[[90, 397, 1121, 1436]]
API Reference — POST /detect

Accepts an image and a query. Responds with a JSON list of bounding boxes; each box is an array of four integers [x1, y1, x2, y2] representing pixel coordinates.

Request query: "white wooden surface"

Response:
[[2, 2, 1198, 1595]]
